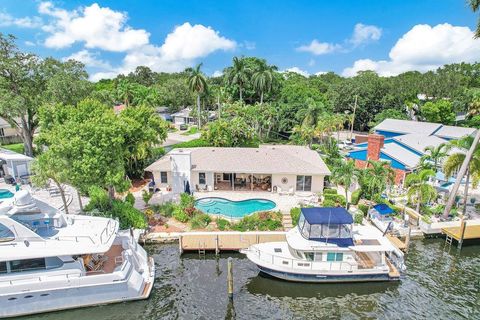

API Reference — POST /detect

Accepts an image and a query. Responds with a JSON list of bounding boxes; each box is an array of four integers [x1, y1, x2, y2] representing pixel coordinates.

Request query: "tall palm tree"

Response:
[[116, 79, 135, 107], [226, 56, 251, 102], [356, 160, 394, 200], [443, 136, 480, 215], [252, 65, 276, 104], [421, 143, 447, 172], [331, 159, 356, 209], [405, 169, 437, 213], [469, 0, 480, 38], [186, 63, 208, 128], [298, 98, 325, 128]]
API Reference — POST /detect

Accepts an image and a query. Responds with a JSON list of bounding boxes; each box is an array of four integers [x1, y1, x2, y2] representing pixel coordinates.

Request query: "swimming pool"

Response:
[[195, 197, 276, 218], [0, 189, 14, 199]]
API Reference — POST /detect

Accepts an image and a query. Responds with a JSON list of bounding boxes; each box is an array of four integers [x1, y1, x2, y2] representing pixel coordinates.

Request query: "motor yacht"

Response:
[[368, 203, 410, 237], [0, 190, 155, 318], [242, 207, 405, 282]]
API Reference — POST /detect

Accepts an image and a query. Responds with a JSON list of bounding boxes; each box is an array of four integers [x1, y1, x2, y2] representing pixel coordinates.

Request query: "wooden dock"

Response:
[[442, 224, 480, 240], [179, 231, 286, 253], [386, 234, 407, 252]]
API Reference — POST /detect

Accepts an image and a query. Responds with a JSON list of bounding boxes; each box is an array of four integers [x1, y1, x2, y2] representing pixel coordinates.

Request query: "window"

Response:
[[274, 248, 282, 253], [10, 258, 46, 273], [314, 253, 323, 262], [0, 128, 4, 137], [160, 172, 168, 184], [0, 262, 6, 274], [304, 252, 314, 261], [327, 252, 344, 262], [199, 172, 206, 184], [296, 175, 312, 192]]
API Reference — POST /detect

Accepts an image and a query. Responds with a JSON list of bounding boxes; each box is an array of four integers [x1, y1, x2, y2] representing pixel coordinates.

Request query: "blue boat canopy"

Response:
[[301, 207, 353, 225], [373, 203, 394, 216]]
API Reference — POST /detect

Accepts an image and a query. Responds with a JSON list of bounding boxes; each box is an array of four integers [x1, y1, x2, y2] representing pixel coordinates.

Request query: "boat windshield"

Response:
[[0, 222, 15, 242]]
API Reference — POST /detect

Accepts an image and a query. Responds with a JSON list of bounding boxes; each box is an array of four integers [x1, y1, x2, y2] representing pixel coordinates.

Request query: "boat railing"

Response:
[[100, 219, 116, 244], [252, 247, 357, 272]]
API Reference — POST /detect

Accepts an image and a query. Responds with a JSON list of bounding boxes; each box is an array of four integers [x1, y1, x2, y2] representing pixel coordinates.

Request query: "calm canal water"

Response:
[[21, 239, 480, 320]]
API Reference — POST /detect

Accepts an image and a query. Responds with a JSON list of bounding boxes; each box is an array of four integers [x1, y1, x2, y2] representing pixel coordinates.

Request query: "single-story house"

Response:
[[348, 119, 477, 185], [0, 117, 21, 144], [155, 106, 172, 122], [171, 107, 216, 125], [0, 148, 33, 179], [145, 145, 330, 194]]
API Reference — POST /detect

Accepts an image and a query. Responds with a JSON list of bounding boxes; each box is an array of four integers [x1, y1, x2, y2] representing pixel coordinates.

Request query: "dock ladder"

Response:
[[198, 242, 206, 256], [444, 234, 454, 250]]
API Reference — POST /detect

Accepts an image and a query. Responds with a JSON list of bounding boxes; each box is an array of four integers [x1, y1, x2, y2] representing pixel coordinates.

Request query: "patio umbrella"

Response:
[[184, 180, 191, 194]]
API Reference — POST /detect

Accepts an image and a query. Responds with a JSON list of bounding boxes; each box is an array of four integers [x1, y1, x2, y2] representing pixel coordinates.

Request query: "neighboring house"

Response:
[[0, 117, 21, 144], [348, 119, 477, 186], [0, 148, 33, 179], [145, 145, 330, 194], [171, 107, 216, 125], [155, 106, 172, 122]]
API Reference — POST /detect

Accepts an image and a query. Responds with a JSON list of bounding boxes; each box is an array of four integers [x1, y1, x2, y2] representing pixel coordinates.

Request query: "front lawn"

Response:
[[1, 143, 24, 154]]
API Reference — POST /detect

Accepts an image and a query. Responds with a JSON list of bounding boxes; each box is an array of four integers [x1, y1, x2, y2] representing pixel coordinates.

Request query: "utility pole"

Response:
[[350, 95, 358, 141]]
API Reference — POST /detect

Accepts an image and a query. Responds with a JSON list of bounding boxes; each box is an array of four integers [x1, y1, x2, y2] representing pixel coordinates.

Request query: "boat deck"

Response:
[[84, 244, 124, 274], [386, 259, 400, 278], [355, 252, 375, 269], [386, 234, 407, 251]]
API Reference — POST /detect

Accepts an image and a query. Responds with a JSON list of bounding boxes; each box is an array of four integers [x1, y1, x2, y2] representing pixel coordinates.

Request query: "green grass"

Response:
[[181, 126, 199, 136], [1, 143, 24, 154], [172, 138, 211, 148]]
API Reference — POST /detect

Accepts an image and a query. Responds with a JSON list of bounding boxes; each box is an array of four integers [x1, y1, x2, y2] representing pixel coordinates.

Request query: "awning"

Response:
[[372, 203, 394, 215], [301, 207, 353, 224]]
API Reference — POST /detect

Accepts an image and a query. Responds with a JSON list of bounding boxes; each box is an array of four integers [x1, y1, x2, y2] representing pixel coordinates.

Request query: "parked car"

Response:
[[179, 124, 188, 130]]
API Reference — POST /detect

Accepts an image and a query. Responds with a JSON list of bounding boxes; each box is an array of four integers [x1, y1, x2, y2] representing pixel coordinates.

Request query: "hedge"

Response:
[[351, 189, 362, 205], [290, 207, 301, 226], [323, 188, 338, 195], [322, 199, 337, 207], [324, 193, 346, 207], [358, 204, 369, 216], [354, 213, 364, 224]]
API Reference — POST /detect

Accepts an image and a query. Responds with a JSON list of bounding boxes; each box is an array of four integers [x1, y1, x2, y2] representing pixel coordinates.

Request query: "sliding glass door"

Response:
[[296, 175, 312, 192]]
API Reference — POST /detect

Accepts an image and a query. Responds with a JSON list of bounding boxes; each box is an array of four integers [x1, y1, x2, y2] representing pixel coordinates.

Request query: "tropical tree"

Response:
[[297, 98, 325, 127], [186, 63, 208, 128], [420, 143, 447, 172], [116, 79, 135, 107], [470, 0, 480, 38], [202, 118, 257, 147], [443, 136, 480, 215], [252, 64, 276, 103], [331, 159, 356, 209], [356, 160, 395, 200], [226, 56, 251, 102], [405, 169, 437, 213]]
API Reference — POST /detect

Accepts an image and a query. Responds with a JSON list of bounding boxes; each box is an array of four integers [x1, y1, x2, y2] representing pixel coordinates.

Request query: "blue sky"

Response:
[[0, 0, 478, 80]]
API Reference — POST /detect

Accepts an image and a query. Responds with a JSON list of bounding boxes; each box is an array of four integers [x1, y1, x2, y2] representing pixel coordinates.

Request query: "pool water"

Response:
[[0, 189, 14, 199], [195, 197, 276, 218]]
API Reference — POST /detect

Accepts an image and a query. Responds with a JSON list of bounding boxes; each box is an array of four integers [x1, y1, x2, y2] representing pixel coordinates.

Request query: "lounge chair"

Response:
[[288, 187, 294, 196], [278, 187, 287, 195]]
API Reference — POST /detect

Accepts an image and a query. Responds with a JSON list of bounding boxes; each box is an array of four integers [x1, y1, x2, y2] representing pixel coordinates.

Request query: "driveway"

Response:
[[161, 132, 201, 147]]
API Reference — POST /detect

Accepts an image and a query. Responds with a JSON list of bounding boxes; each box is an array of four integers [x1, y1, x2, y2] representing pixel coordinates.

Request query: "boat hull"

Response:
[[257, 265, 398, 283], [0, 257, 155, 318]]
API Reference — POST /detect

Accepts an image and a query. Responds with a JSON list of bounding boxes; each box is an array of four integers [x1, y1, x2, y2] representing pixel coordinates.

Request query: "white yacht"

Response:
[[0, 191, 155, 318], [243, 207, 405, 282]]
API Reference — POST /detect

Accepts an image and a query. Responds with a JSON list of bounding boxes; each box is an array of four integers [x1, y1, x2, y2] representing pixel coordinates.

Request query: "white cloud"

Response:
[[0, 11, 42, 28], [243, 41, 256, 50], [283, 67, 310, 77], [212, 70, 223, 77], [350, 23, 382, 46], [296, 40, 340, 55], [308, 59, 315, 67], [63, 50, 112, 69], [315, 71, 327, 76], [159, 22, 236, 61], [39, 2, 150, 51], [24, 41, 36, 46], [343, 23, 480, 77]]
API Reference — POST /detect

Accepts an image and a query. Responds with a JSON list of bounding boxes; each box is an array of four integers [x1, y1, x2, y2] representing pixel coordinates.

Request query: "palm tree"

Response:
[[298, 98, 325, 127], [226, 56, 251, 102], [443, 136, 480, 215], [405, 169, 437, 213], [331, 159, 356, 209], [421, 143, 447, 172], [356, 160, 394, 200], [252, 65, 276, 104], [469, 0, 480, 38], [468, 94, 480, 117], [186, 63, 208, 128], [117, 79, 135, 106]]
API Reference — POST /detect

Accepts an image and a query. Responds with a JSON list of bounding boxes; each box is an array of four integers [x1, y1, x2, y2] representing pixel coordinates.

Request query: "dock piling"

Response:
[[227, 257, 233, 299], [405, 227, 411, 254], [458, 219, 467, 249]]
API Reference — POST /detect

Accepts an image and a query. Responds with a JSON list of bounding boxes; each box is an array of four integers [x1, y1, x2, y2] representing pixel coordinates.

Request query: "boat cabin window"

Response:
[[327, 252, 343, 262], [274, 248, 282, 253], [304, 252, 314, 261], [314, 253, 323, 262], [10, 258, 46, 273], [0, 262, 6, 274]]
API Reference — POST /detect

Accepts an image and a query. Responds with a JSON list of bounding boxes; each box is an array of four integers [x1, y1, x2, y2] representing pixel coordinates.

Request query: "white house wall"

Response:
[[272, 174, 297, 193]]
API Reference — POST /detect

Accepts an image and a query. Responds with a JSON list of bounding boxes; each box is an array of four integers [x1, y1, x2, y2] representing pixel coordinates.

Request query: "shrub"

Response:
[[125, 192, 135, 206], [358, 204, 369, 216], [230, 211, 283, 231], [322, 199, 336, 207], [217, 218, 230, 231], [354, 212, 364, 224], [290, 207, 301, 226], [173, 138, 211, 148], [142, 190, 153, 206], [145, 208, 155, 220], [180, 193, 195, 210], [351, 189, 362, 205], [323, 188, 337, 195], [190, 213, 212, 229], [151, 202, 176, 217], [324, 194, 346, 207], [173, 207, 189, 223], [85, 186, 111, 212]]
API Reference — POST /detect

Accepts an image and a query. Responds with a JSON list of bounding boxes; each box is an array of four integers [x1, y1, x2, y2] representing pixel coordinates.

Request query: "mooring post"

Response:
[[227, 257, 233, 299], [405, 227, 411, 254], [215, 235, 219, 255], [179, 235, 183, 254], [458, 219, 467, 250]]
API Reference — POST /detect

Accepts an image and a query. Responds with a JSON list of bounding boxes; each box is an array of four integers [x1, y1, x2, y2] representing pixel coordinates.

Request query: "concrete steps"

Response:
[[282, 214, 293, 231]]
